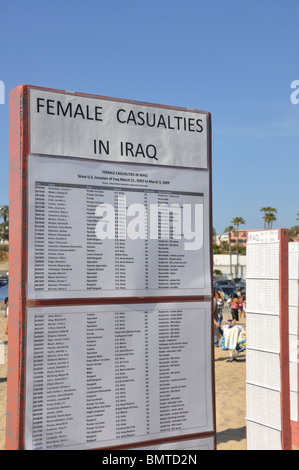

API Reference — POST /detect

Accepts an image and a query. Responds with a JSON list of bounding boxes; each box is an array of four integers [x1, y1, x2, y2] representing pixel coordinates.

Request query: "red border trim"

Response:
[[279, 229, 291, 450], [6, 85, 29, 449]]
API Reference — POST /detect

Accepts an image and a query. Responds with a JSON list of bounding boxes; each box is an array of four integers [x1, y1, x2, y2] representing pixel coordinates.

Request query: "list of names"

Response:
[[25, 303, 212, 450], [32, 181, 205, 298]]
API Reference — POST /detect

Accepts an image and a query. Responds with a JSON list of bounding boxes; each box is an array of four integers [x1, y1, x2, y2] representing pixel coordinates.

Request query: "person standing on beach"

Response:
[[214, 291, 223, 346], [231, 294, 240, 323], [238, 294, 245, 319]]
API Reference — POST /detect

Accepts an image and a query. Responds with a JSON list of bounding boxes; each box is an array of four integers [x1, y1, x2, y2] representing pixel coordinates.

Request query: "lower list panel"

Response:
[[25, 302, 214, 450]]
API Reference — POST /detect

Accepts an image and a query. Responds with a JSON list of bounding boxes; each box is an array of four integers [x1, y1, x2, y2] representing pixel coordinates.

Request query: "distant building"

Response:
[[215, 229, 250, 248]]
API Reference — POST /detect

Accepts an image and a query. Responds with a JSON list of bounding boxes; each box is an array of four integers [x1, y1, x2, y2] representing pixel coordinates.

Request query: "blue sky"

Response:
[[0, 0, 298, 233]]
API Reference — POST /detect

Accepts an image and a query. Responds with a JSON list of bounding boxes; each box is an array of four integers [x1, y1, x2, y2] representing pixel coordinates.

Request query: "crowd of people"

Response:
[[213, 288, 246, 362]]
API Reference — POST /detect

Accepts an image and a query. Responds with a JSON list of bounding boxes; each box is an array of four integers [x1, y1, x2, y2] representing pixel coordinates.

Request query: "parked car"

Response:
[[0, 284, 8, 305], [214, 278, 236, 287], [236, 280, 246, 292], [214, 285, 236, 301], [0, 275, 8, 288]]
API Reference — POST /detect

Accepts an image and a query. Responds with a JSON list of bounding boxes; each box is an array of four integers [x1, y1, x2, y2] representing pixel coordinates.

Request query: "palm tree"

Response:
[[265, 212, 277, 229], [260, 207, 268, 229], [212, 227, 217, 244], [297, 213, 299, 221], [260, 206, 277, 229], [231, 216, 245, 278], [224, 225, 234, 279]]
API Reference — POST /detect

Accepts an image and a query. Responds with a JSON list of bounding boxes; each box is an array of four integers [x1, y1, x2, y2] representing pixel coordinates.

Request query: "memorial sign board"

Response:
[[7, 85, 215, 450], [246, 229, 291, 450]]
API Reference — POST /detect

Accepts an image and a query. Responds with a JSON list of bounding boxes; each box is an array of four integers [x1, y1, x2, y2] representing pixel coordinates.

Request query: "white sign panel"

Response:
[[20, 86, 214, 451], [247, 230, 279, 244], [25, 302, 213, 450], [29, 89, 208, 169], [246, 230, 290, 450], [27, 157, 211, 299]]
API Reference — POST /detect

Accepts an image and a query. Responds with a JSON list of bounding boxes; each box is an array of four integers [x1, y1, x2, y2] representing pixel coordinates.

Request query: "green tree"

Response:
[[212, 227, 217, 244], [0, 205, 9, 223], [0, 205, 9, 242], [0, 221, 9, 241], [289, 226, 299, 241], [231, 217, 245, 278], [213, 269, 223, 276], [264, 212, 277, 229]]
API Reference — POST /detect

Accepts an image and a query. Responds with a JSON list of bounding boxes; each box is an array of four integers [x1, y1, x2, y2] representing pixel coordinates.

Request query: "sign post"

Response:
[[7, 86, 215, 450]]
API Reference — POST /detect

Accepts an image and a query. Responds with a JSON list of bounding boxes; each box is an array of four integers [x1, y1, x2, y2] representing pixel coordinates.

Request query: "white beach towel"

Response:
[[224, 326, 241, 350]]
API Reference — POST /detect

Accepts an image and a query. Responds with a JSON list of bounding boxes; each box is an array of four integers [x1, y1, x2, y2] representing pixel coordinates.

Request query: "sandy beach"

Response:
[[214, 317, 247, 450]]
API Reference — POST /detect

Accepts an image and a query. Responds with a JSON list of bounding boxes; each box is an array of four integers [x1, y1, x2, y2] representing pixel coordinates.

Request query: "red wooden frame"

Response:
[[7, 86, 29, 450], [279, 229, 291, 450]]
